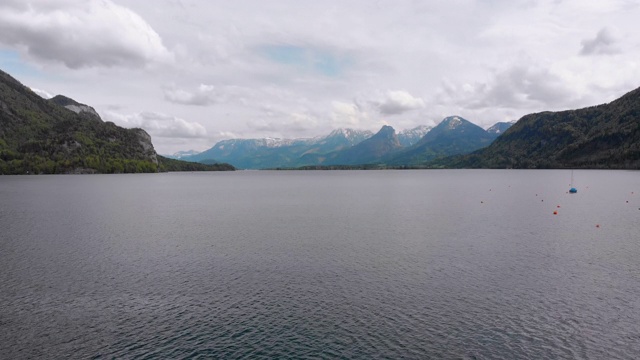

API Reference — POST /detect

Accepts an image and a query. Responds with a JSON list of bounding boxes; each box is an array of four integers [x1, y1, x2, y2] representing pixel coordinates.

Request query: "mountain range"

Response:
[[4, 65, 638, 172], [177, 84, 640, 170], [178, 118, 509, 169]]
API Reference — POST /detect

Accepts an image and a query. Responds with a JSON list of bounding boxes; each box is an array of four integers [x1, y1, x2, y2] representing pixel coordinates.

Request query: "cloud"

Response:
[[104, 111, 208, 139], [258, 44, 352, 77], [580, 28, 620, 56], [331, 101, 367, 127], [4, 1, 639, 145], [376, 90, 425, 115], [438, 64, 577, 111], [164, 84, 218, 106], [0, 0, 173, 69], [246, 109, 319, 135], [30, 87, 53, 99]]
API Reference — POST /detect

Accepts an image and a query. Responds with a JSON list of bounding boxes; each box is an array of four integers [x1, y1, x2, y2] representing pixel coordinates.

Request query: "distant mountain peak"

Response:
[[326, 128, 372, 141], [164, 150, 201, 160], [321, 125, 401, 166], [442, 116, 466, 129], [486, 121, 516, 135], [398, 125, 433, 135], [378, 124, 395, 134], [329, 128, 354, 137], [397, 125, 433, 147]]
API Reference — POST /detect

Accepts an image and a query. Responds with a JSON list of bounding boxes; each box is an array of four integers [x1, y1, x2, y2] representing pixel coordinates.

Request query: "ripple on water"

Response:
[[1, 171, 640, 359]]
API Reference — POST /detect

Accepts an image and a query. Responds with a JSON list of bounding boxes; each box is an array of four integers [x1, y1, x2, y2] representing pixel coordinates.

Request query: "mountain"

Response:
[[397, 125, 433, 147], [0, 68, 233, 174], [486, 121, 515, 137], [179, 120, 497, 168], [303, 128, 373, 154], [164, 150, 201, 160], [184, 137, 314, 169], [184, 128, 373, 169], [443, 87, 640, 169], [302, 125, 402, 166], [49, 94, 101, 120], [388, 116, 495, 165]]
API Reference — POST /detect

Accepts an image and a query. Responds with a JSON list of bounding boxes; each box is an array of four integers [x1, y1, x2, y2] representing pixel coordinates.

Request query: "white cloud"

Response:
[[0, 0, 173, 69], [438, 64, 579, 112], [4, 0, 640, 148], [331, 101, 365, 127], [164, 84, 218, 106], [580, 28, 620, 56], [104, 111, 208, 139], [245, 110, 319, 135], [377, 90, 425, 115], [30, 87, 53, 99]]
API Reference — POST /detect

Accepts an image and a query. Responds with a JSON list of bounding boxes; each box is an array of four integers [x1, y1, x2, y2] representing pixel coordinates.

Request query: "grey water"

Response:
[[1, 170, 639, 359]]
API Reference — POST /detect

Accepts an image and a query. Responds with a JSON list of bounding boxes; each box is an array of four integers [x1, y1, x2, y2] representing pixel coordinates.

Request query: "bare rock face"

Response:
[[64, 104, 101, 119], [49, 95, 101, 120], [133, 128, 159, 166]]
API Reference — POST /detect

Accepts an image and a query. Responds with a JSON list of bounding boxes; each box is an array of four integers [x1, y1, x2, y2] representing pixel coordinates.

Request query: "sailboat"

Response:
[[569, 170, 577, 193]]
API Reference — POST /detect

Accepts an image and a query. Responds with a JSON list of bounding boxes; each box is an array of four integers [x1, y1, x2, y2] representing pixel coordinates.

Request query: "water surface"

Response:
[[1, 170, 639, 359]]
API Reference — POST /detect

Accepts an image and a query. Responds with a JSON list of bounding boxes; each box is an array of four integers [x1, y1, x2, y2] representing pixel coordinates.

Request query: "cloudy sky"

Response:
[[1, 0, 639, 154]]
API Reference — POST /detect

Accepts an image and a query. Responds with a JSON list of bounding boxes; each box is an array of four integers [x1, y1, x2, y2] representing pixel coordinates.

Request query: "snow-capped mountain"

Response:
[[443, 116, 464, 129], [388, 116, 496, 165], [177, 119, 498, 169], [320, 125, 402, 166], [181, 128, 373, 169], [397, 125, 433, 147], [164, 150, 202, 160], [486, 121, 516, 135]]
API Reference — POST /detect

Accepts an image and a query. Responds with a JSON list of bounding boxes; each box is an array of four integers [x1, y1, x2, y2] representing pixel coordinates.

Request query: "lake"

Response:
[[1, 170, 639, 359]]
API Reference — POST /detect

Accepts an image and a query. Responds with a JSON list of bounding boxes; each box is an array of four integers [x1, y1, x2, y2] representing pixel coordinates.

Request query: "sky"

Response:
[[1, 0, 639, 154]]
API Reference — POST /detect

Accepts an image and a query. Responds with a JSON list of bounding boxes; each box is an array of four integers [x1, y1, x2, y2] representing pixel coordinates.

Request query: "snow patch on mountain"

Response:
[[169, 150, 201, 159], [397, 125, 433, 147], [323, 128, 374, 144], [444, 116, 463, 129], [486, 120, 516, 134]]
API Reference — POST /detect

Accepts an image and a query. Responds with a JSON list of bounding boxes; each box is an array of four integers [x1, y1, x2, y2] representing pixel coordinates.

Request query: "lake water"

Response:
[[1, 170, 639, 359]]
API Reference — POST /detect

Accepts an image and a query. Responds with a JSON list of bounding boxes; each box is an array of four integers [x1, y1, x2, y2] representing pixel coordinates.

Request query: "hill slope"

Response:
[[447, 87, 640, 169], [0, 68, 233, 174]]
